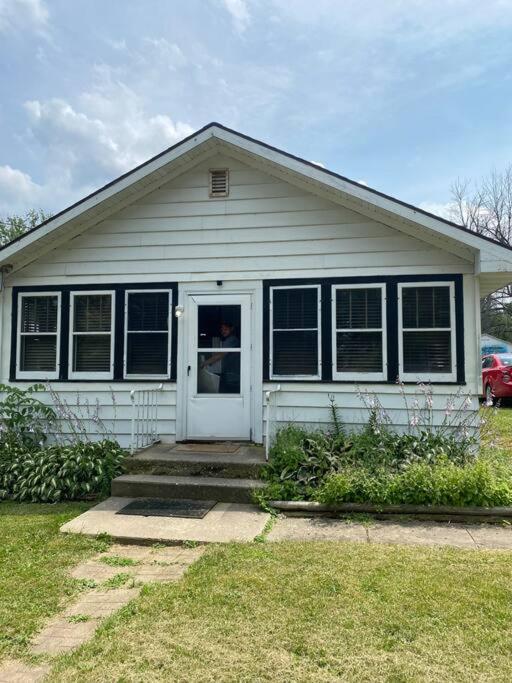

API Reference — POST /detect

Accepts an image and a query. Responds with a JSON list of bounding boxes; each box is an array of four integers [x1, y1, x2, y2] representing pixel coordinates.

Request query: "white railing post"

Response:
[[130, 384, 164, 454], [264, 384, 281, 461]]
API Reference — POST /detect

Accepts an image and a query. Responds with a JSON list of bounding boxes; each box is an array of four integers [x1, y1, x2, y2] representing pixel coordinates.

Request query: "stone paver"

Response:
[[27, 544, 203, 660], [268, 516, 512, 550], [0, 660, 49, 683], [60, 497, 270, 544]]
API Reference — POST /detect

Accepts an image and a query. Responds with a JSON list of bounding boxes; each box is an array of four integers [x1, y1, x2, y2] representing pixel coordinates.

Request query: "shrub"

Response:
[[0, 440, 125, 502], [315, 458, 512, 508], [261, 425, 353, 499], [0, 383, 56, 451]]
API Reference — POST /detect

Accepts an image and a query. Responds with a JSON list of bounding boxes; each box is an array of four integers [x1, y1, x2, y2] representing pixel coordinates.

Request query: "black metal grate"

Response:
[[117, 498, 216, 519]]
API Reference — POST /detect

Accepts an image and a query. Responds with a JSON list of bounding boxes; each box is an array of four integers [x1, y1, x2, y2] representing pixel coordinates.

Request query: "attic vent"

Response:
[[209, 169, 229, 197]]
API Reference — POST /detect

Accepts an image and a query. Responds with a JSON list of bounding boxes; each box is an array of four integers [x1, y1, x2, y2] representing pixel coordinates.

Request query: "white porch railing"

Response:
[[130, 384, 164, 454], [264, 384, 281, 461]]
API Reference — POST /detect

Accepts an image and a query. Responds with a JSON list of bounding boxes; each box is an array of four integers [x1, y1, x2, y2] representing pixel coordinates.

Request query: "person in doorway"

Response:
[[201, 321, 240, 393]]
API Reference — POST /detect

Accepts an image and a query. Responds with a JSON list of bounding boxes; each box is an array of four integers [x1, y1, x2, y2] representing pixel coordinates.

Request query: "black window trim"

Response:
[[263, 274, 465, 385], [10, 282, 178, 383]]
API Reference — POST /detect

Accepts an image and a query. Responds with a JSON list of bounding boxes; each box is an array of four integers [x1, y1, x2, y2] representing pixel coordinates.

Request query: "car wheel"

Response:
[[485, 383, 495, 406]]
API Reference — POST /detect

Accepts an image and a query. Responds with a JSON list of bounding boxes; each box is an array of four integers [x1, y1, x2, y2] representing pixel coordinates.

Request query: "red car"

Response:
[[482, 353, 512, 403]]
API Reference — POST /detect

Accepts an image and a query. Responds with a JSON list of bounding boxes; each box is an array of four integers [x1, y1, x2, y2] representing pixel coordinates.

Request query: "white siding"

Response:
[[13, 154, 471, 285], [2, 152, 478, 446]]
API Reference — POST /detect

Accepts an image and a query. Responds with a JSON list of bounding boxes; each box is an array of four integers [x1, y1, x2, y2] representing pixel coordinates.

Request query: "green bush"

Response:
[[0, 383, 56, 451], [0, 440, 125, 502], [315, 458, 512, 508]]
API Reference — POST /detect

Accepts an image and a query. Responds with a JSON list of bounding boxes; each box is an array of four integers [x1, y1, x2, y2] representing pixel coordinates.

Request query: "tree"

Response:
[[450, 165, 512, 342], [0, 209, 52, 247]]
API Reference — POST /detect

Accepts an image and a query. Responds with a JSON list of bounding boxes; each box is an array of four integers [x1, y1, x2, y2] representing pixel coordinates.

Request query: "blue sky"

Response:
[[1, 0, 512, 218]]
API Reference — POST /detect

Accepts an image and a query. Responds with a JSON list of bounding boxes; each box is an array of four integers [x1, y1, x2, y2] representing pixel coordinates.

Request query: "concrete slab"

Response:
[[465, 524, 512, 549], [60, 497, 270, 544], [268, 517, 368, 543], [369, 521, 476, 548]]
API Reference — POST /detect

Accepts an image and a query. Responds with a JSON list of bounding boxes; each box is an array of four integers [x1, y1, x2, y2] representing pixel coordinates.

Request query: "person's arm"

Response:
[[201, 351, 225, 368]]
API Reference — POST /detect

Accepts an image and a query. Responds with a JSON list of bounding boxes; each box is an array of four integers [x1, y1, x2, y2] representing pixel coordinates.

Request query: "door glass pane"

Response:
[[197, 351, 241, 394], [198, 305, 241, 348]]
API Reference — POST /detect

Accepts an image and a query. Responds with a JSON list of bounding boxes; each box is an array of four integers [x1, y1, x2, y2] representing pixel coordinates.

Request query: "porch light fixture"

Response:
[[174, 304, 184, 318]]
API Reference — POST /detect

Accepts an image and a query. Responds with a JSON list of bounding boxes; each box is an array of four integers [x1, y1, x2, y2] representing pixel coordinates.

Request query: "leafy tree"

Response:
[[0, 209, 52, 247], [451, 166, 512, 342]]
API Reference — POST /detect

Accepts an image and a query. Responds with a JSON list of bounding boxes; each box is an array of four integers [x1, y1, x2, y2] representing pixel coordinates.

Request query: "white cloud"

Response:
[[418, 201, 456, 220], [23, 74, 194, 186], [142, 38, 187, 70], [221, 0, 250, 32], [0, 0, 49, 34]]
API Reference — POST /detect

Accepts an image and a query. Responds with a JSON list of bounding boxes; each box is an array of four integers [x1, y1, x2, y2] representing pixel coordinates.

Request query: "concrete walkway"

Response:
[[61, 497, 270, 544], [268, 516, 512, 549]]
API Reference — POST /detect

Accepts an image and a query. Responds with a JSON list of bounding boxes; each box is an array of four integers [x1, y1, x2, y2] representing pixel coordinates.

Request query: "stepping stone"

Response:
[[0, 660, 49, 683]]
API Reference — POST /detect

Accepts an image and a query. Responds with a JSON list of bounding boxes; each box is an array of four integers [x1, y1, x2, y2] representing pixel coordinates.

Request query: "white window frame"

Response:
[[16, 291, 61, 380], [331, 283, 387, 381], [398, 281, 456, 383], [123, 289, 173, 380], [269, 284, 322, 380], [68, 290, 115, 380]]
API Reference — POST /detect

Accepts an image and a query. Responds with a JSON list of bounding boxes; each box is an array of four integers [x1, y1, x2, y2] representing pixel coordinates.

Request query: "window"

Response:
[[124, 290, 172, 378], [69, 291, 114, 379], [398, 282, 456, 381], [270, 285, 321, 379], [332, 284, 386, 380], [16, 293, 61, 379]]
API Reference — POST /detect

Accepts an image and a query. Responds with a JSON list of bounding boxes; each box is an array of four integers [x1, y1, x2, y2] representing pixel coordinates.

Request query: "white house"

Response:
[[1, 122, 512, 450]]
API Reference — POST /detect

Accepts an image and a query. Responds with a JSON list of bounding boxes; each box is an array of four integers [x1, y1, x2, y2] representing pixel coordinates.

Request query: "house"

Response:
[[1, 122, 512, 451]]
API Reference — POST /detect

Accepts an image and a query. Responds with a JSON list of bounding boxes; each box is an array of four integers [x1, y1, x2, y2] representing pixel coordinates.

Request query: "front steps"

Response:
[[112, 474, 265, 504], [112, 443, 266, 504]]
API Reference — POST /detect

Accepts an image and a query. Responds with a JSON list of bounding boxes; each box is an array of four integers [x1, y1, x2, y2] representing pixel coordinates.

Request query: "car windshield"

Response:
[[498, 354, 512, 365]]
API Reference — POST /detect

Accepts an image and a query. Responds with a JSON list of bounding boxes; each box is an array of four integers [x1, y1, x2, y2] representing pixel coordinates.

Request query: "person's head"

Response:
[[220, 322, 234, 338]]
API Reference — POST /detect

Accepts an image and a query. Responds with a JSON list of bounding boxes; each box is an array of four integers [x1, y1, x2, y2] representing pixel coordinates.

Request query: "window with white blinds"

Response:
[[124, 290, 172, 378], [398, 282, 456, 381], [270, 285, 321, 379], [69, 291, 114, 379], [332, 284, 386, 380], [17, 293, 61, 379]]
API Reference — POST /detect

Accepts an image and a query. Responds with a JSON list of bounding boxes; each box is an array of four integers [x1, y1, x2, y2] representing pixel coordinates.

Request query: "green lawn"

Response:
[[0, 502, 106, 662], [50, 542, 512, 682]]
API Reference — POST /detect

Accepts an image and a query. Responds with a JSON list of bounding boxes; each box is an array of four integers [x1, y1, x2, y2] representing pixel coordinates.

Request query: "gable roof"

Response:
[[1, 122, 512, 294]]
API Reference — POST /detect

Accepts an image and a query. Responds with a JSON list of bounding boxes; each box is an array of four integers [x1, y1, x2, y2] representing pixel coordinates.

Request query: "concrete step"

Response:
[[125, 444, 265, 479], [112, 474, 266, 504]]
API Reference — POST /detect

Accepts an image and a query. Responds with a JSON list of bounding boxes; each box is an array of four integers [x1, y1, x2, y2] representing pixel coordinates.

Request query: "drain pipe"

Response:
[[264, 384, 281, 461]]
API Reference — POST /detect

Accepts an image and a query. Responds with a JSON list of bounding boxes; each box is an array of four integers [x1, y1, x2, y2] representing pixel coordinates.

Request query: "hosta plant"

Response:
[[0, 440, 125, 502]]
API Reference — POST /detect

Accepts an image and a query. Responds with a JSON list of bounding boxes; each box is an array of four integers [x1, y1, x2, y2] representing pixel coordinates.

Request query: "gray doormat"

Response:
[[116, 498, 216, 519]]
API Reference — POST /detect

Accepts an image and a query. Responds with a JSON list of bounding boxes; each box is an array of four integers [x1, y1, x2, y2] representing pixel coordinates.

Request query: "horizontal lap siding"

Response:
[[13, 154, 470, 285], [262, 384, 479, 436], [0, 383, 178, 449]]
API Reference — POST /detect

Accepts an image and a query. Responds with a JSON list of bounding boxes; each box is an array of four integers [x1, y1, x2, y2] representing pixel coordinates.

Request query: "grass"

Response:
[[2, 407, 512, 679], [0, 501, 106, 662], [50, 542, 512, 682]]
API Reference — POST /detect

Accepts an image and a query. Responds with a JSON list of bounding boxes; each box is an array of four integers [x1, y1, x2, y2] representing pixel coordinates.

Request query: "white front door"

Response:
[[185, 293, 252, 440]]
